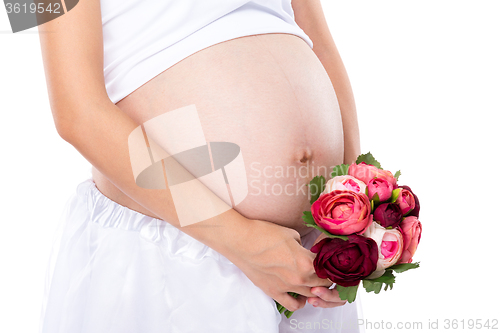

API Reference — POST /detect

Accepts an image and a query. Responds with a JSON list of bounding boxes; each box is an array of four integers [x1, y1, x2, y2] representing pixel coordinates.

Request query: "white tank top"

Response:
[[101, 0, 314, 104]]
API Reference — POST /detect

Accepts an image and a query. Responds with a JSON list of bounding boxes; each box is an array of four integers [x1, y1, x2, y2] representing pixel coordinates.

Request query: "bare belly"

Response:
[[92, 33, 344, 235]]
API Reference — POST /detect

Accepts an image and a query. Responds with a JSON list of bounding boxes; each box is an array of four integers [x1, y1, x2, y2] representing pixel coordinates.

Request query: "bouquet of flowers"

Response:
[[276, 152, 422, 318]]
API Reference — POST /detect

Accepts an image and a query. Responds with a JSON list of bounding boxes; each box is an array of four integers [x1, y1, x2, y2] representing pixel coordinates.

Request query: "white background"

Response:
[[1, 1, 499, 332]]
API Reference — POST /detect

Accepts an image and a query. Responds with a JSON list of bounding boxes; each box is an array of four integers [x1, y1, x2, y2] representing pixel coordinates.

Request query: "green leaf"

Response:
[[394, 170, 401, 181], [362, 264, 419, 296], [337, 284, 359, 303], [328, 234, 349, 241], [390, 188, 401, 203], [302, 211, 315, 225], [363, 279, 383, 294], [303, 220, 348, 241], [378, 273, 395, 284], [362, 270, 396, 294], [369, 270, 396, 283], [330, 164, 350, 177], [302, 211, 349, 240], [386, 262, 420, 273], [356, 152, 382, 169], [309, 175, 326, 204], [370, 193, 380, 210]]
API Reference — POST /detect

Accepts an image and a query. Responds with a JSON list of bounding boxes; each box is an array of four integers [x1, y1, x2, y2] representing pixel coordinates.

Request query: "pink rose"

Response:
[[367, 178, 394, 202], [363, 222, 404, 279], [311, 190, 373, 236], [399, 185, 420, 218], [397, 216, 422, 264], [323, 175, 367, 194], [396, 188, 416, 215], [348, 162, 397, 188]]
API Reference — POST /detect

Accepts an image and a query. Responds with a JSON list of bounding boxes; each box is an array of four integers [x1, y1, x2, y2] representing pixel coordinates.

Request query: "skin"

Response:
[[38, 0, 360, 312]]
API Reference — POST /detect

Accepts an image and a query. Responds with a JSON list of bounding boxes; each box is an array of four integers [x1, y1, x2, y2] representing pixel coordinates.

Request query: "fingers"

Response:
[[287, 227, 303, 246], [306, 287, 347, 308], [307, 296, 347, 308], [305, 275, 333, 288], [297, 249, 333, 288], [287, 285, 325, 298], [276, 293, 307, 312], [311, 286, 341, 301], [289, 262, 331, 288], [282, 282, 337, 303]]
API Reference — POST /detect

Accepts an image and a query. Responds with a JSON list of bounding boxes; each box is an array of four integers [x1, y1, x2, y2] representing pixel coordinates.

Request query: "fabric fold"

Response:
[[39, 178, 363, 333], [80, 179, 229, 263]]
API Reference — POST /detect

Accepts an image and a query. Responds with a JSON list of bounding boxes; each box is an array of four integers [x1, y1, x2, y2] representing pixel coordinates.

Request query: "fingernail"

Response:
[[312, 301, 319, 307], [312, 290, 322, 296]]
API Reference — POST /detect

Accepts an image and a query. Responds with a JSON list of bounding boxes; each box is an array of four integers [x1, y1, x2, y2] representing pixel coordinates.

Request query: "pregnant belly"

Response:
[[94, 33, 344, 235]]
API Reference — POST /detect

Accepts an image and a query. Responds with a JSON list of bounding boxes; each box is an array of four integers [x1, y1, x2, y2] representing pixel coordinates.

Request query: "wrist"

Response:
[[220, 217, 301, 268]]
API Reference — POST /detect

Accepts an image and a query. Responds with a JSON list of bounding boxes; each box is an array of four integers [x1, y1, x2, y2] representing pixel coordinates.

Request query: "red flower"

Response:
[[311, 235, 378, 287]]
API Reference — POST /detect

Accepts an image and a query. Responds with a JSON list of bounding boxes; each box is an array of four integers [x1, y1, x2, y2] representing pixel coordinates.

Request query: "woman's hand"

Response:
[[308, 286, 347, 308], [305, 231, 347, 308], [226, 219, 332, 312]]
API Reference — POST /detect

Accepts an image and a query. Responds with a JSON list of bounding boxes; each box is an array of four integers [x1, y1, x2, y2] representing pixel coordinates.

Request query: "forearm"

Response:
[[59, 99, 251, 258], [36, 0, 328, 311], [36, 2, 259, 259]]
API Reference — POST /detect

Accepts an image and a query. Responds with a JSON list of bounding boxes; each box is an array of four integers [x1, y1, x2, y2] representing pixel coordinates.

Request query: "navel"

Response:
[[298, 146, 313, 164]]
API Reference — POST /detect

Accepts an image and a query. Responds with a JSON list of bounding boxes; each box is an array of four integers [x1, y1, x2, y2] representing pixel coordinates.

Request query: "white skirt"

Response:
[[39, 179, 364, 333]]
